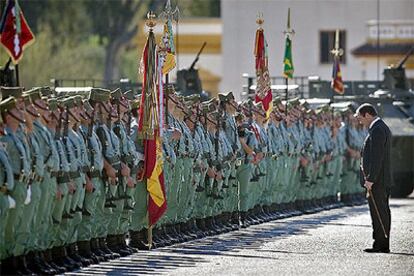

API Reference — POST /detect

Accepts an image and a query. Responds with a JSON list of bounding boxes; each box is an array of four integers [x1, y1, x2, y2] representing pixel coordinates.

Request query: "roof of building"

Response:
[[352, 43, 414, 56]]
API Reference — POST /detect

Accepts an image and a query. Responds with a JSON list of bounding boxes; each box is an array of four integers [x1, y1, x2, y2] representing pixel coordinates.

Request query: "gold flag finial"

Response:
[[256, 12, 264, 29], [146, 11, 157, 30]]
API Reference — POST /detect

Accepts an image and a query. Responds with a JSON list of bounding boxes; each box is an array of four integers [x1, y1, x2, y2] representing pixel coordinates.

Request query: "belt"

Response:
[[0, 185, 8, 194], [89, 170, 101, 178], [107, 156, 120, 165], [50, 171, 60, 178], [121, 155, 134, 163], [57, 175, 70, 184], [14, 173, 29, 183], [68, 171, 81, 179], [33, 175, 44, 182]]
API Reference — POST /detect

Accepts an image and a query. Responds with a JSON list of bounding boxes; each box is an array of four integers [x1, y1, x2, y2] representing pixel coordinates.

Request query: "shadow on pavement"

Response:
[[71, 203, 410, 275]]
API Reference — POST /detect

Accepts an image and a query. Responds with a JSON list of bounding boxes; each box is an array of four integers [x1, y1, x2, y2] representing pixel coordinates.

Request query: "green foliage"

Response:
[[16, 26, 105, 88], [0, 0, 220, 88], [179, 0, 221, 17]]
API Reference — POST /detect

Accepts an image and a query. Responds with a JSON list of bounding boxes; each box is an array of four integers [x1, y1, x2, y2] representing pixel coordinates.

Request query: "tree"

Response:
[[85, 0, 165, 86]]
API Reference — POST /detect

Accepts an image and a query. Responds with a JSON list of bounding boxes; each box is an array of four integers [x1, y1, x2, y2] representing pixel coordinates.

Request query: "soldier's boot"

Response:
[[67, 242, 91, 267], [15, 255, 36, 275], [150, 227, 165, 247], [182, 221, 198, 240], [231, 212, 241, 229], [166, 225, 179, 245], [52, 246, 81, 272], [191, 219, 206, 238], [219, 213, 231, 232], [38, 250, 60, 274], [168, 224, 184, 243], [98, 237, 120, 259], [222, 212, 236, 231], [77, 240, 100, 264], [117, 234, 134, 255], [247, 207, 261, 225], [175, 223, 190, 242], [158, 226, 174, 246], [164, 224, 179, 244], [240, 211, 250, 228], [261, 206, 271, 222], [1, 255, 31, 275], [26, 251, 56, 275], [106, 234, 129, 257], [212, 216, 225, 234], [129, 229, 150, 250], [90, 238, 110, 262], [159, 225, 174, 245], [196, 218, 208, 235], [44, 248, 67, 274]]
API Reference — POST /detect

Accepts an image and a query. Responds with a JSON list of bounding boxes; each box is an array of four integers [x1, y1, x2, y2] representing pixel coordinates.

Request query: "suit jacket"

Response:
[[360, 119, 392, 193]]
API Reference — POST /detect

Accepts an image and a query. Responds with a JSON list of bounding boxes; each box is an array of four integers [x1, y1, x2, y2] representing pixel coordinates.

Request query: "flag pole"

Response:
[[15, 63, 20, 86], [283, 8, 294, 116], [330, 29, 344, 118], [285, 77, 288, 115], [160, 0, 179, 126]]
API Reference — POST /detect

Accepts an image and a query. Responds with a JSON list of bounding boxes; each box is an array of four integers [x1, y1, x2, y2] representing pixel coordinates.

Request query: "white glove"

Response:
[[8, 195, 16, 209], [24, 185, 32, 205]]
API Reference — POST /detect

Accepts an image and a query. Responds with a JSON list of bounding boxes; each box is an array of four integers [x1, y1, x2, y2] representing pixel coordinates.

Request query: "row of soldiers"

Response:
[[0, 85, 365, 275]]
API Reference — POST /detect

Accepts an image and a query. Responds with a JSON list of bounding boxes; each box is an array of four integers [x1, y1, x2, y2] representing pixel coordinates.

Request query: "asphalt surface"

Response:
[[69, 195, 414, 276]]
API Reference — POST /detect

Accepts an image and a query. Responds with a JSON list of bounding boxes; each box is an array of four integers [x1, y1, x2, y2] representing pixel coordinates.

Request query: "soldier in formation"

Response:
[[0, 86, 366, 274]]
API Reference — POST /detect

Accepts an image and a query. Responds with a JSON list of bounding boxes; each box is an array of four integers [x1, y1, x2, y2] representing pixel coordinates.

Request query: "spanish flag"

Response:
[[144, 130, 167, 226], [139, 18, 167, 227], [332, 56, 344, 94]]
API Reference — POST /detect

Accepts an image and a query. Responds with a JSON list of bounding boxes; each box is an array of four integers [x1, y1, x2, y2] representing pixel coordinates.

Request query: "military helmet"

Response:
[[0, 97, 18, 113], [48, 98, 58, 111], [0, 86, 24, 100], [89, 88, 111, 102]]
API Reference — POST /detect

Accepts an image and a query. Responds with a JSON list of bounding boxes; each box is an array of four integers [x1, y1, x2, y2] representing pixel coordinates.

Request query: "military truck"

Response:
[[176, 42, 206, 97], [330, 47, 414, 198]]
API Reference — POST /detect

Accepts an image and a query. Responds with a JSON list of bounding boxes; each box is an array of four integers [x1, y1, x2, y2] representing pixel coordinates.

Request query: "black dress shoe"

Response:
[[363, 248, 390, 253]]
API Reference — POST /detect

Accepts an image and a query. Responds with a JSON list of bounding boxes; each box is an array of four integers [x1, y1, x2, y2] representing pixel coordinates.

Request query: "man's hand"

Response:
[[105, 165, 117, 179], [207, 167, 216, 178], [85, 178, 94, 193], [121, 162, 130, 177], [127, 176, 135, 188], [171, 129, 182, 141], [364, 180, 374, 190]]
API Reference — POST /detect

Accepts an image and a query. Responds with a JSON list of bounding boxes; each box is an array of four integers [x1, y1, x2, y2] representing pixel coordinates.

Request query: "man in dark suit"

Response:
[[355, 103, 392, 253]]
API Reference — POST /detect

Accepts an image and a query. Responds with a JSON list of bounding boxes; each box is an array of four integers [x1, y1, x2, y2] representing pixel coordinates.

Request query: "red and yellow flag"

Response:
[[254, 19, 272, 119], [138, 18, 167, 227], [332, 56, 344, 94], [144, 130, 167, 226], [0, 0, 35, 64], [331, 29, 344, 94]]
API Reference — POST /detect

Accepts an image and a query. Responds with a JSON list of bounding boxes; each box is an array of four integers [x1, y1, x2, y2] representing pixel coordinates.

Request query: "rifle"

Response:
[[189, 42, 207, 71]]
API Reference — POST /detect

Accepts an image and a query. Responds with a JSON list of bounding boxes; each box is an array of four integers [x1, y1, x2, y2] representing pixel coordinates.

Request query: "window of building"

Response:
[[320, 30, 346, 64]]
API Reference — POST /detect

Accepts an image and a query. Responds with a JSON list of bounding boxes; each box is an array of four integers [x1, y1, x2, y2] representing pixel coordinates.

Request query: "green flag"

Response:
[[283, 8, 294, 79], [283, 37, 294, 78]]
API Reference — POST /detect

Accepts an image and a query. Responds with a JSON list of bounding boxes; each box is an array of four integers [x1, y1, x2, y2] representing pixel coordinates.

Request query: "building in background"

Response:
[[221, 0, 414, 99], [135, 18, 222, 97]]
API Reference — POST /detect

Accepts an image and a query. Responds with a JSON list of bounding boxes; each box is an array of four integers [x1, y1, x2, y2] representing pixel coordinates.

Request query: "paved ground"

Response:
[[69, 196, 414, 276]]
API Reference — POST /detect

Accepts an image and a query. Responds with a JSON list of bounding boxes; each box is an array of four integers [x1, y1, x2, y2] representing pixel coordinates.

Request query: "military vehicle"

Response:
[[331, 47, 414, 198], [242, 47, 414, 198], [176, 42, 206, 97]]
